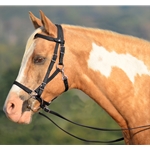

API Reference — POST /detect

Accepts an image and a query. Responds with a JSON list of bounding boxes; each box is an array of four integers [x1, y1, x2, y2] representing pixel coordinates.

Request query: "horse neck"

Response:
[[63, 25, 150, 144], [63, 24, 150, 96], [63, 25, 131, 115]]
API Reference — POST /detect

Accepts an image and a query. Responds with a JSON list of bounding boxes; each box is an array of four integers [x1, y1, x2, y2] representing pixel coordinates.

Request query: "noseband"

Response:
[[13, 24, 68, 109]]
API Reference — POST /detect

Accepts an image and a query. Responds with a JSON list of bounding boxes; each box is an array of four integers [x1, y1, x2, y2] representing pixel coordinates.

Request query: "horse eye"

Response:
[[33, 56, 46, 65]]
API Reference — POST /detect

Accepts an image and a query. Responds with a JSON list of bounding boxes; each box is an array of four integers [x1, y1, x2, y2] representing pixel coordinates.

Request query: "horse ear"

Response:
[[39, 10, 57, 36], [29, 11, 42, 29]]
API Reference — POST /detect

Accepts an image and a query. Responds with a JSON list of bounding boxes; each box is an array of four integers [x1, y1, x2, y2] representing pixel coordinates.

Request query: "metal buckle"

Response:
[[29, 91, 38, 99], [40, 82, 46, 91], [61, 70, 68, 81]]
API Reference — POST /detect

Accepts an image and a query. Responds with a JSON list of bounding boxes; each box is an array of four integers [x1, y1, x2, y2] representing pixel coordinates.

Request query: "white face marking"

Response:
[[11, 28, 42, 92], [88, 43, 150, 83], [4, 29, 42, 106]]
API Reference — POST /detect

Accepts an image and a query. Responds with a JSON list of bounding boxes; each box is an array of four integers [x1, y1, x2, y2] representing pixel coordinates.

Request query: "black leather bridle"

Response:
[[13, 24, 68, 110]]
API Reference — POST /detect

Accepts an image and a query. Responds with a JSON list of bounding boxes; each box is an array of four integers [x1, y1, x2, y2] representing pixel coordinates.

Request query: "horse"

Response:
[[3, 10, 150, 145]]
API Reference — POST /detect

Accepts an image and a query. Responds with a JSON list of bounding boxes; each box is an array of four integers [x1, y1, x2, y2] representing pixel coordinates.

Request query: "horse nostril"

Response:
[[11, 103, 15, 109], [6, 102, 16, 114]]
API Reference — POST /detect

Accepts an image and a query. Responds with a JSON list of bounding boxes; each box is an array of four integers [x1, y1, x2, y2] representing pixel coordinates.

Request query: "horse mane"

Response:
[[63, 24, 150, 46], [63, 24, 150, 63]]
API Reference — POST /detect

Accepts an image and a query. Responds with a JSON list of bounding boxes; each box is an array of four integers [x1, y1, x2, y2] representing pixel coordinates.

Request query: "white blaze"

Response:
[[3, 28, 42, 107], [88, 43, 150, 83], [11, 28, 42, 92]]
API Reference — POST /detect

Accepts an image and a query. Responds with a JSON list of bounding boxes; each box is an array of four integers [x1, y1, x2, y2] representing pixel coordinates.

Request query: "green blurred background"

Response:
[[0, 6, 150, 145]]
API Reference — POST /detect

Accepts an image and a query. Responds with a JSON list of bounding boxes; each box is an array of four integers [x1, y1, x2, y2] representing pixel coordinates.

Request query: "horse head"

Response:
[[3, 10, 70, 124]]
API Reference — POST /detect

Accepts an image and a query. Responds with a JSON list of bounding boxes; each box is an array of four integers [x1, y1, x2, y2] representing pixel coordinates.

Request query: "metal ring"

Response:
[[56, 64, 64, 71]]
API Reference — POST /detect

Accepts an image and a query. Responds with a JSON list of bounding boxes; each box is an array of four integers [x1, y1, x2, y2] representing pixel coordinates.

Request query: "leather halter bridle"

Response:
[[13, 24, 68, 110]]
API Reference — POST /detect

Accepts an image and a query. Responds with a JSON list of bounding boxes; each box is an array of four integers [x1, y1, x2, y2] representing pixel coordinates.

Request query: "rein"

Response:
[[12, 24, 150, 144], [38, 107, 124, 143], [38, 106, 150, 144]]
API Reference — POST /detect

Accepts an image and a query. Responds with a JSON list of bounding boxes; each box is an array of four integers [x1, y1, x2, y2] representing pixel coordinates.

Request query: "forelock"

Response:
[[25, 28, 42, 52]]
